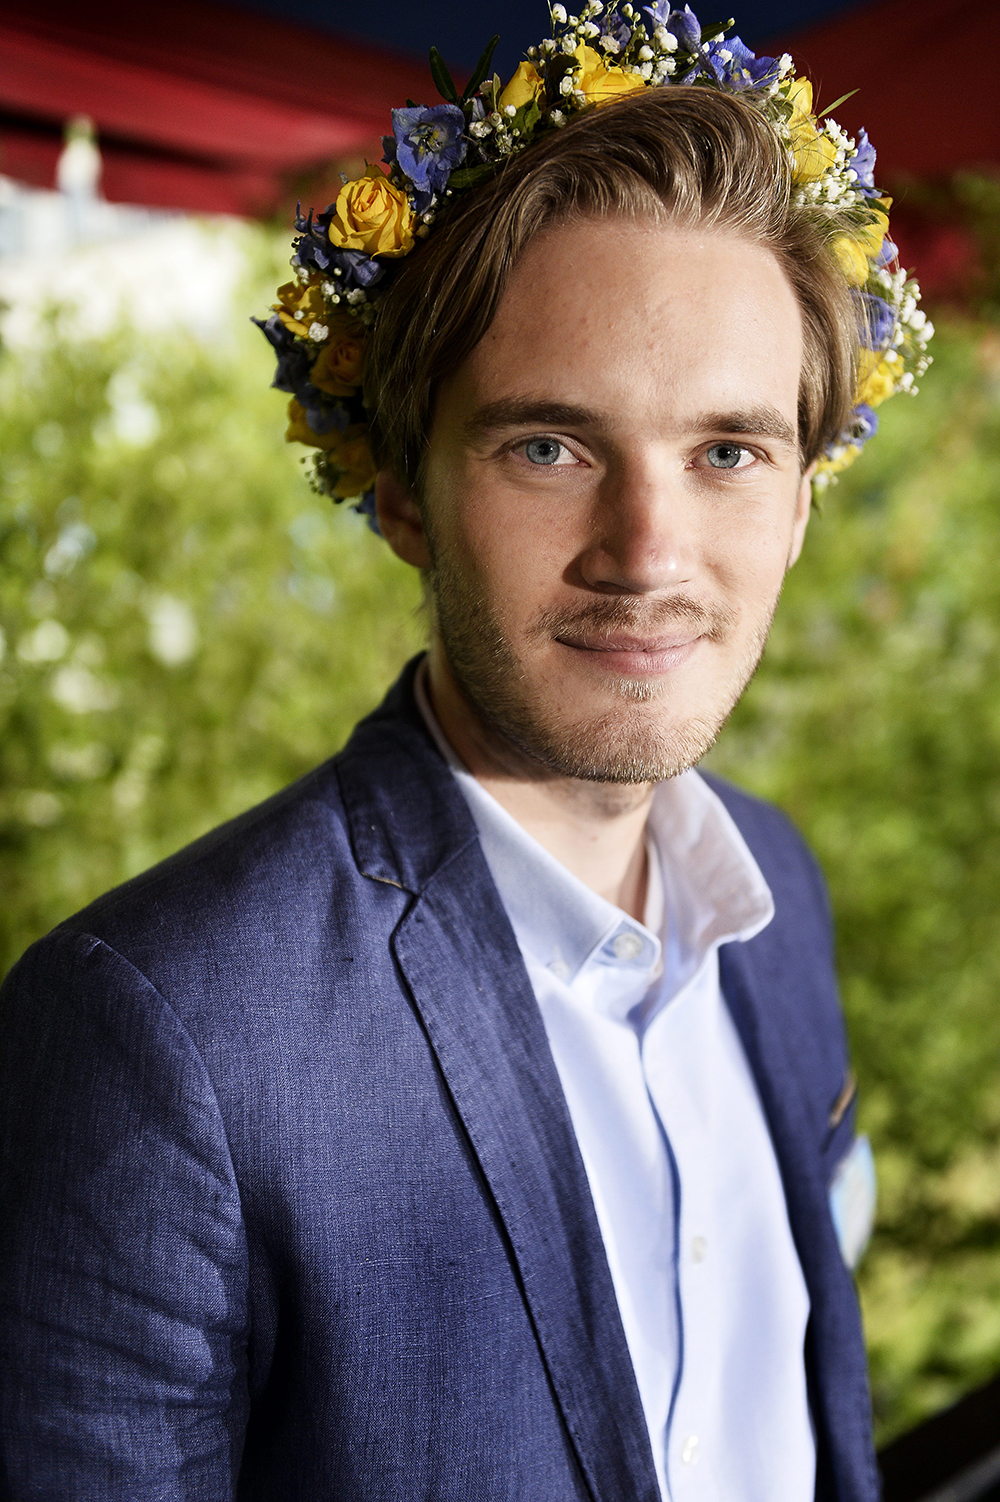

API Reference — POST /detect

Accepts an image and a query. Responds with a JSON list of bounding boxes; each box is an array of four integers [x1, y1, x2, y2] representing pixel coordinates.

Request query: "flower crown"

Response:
[[256, 0, 932, 522]]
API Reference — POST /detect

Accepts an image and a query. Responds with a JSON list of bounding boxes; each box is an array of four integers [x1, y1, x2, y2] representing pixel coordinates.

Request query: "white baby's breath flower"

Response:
[[308, 322, 329, 341], [560, 73, 575, 94], [561, 33, 578, 53], [549, 108, 567, 125], [638, 44, 653, 59], [551, 3, 567, 20]]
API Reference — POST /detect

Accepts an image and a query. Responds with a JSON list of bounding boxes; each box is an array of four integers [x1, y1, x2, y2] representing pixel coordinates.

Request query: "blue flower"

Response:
[[704, 36, 781, 91], [846, 403, 879, 445], [252, 313, 359, 436], [854, 291, 895, 350], [875, 236, 898, 270], [663, 5, 702, 52], [390, 104, 467, 198], [291, 205, 387, 289], [846, 129, 879, 197], [252, 314, 312, 395], [352, 487, 381, 533], [604, 15, 634, 48]]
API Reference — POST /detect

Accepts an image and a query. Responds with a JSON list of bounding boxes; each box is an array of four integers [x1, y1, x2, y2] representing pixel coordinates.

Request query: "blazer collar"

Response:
[[336, 658, 660, 1502]]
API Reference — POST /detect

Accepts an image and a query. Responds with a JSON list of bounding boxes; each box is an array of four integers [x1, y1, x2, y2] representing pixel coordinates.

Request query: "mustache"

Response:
[[529, 593, 736, 645]]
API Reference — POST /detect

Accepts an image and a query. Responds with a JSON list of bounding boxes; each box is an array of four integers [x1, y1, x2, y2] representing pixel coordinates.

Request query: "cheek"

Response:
[[702, 502, 797, 611]]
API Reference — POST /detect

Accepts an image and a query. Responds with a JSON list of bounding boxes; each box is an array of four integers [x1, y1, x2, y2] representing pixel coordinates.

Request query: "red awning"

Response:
[[0, 0, 435, 215]]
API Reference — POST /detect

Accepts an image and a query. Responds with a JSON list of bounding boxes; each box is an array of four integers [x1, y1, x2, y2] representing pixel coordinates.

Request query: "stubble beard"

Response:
[[428, 545, 779, 786]]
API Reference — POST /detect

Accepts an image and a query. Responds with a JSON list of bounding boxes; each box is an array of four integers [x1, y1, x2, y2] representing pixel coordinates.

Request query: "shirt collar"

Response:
[[414, 659, 773, 994]]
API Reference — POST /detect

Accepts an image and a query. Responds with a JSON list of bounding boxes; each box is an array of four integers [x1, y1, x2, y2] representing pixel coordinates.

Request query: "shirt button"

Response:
[[681, 1434, 700, 1466], [612, 931, 644, 961], [691, 1235, 708, 1263]]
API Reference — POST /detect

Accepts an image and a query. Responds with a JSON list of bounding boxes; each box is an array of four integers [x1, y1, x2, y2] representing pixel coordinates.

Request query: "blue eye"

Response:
[[523, 438, 563, 465], [706, 443, 747, 469]]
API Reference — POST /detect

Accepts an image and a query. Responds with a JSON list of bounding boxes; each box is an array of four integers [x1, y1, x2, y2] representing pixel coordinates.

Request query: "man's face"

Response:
[[382, 216, 813, 783]]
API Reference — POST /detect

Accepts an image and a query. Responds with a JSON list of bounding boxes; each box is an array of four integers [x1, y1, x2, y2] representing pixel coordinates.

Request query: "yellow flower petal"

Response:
[[832, 235, 870, 287], [499, 61, 543, 111], [329, 167, 415, 259], [574, 44, 645, 106]]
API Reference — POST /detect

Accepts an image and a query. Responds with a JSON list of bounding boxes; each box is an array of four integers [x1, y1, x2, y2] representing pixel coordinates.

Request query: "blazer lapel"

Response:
[[338, 663, 660, 1502], [719, 940, 880, 1502]]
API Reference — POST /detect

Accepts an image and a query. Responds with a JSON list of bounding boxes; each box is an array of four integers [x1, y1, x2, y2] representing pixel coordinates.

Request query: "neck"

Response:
[[426, 646, 653, 921]]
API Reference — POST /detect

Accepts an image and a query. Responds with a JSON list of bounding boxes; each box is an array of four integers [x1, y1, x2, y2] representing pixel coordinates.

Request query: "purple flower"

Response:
[[875, 237, 898, 270], [252, 313, 358, 436], [846, 129, 879, 198], [390, 104, 467, 197], [704, 36, 781, 91], [603, 15, 634, 49], [291, 205, 387, 289], [846, 403, 879, 445], [352, 488, 381, 533], [253, 314, 312, 394], [664, 5, 702, 52], [855, 291, 895, 350]]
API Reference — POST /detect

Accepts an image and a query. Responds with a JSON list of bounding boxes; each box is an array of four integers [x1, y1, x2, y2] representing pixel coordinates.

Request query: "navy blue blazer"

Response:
[[0, 658, 878, 1501]]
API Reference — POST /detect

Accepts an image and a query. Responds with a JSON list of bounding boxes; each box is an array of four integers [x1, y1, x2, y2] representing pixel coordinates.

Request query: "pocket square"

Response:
[[829, 1134, 876, 1270]]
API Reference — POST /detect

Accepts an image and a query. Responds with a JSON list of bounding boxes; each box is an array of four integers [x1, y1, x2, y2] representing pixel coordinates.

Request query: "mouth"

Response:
[[554, 632, 705, 676]]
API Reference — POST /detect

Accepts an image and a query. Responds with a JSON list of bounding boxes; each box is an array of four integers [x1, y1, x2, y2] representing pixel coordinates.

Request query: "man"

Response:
[[1, 15, 924, 1497]]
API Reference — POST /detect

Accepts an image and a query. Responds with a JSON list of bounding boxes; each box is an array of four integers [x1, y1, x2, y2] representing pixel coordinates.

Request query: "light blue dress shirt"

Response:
[[415, 670, 815, 1502]]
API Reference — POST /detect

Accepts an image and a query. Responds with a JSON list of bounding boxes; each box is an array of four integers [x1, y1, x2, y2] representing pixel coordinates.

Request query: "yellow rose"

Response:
[[831, 235, 869, 286], [310, 322, 366, 397], [785, 77, 837, 184], [324, 425, 378, 500], [273, 278, 328, 339], [856, 349, 903, 408], [329, 167, 415, 259], [574, 45, 645, 107], [831, 205, 891, 287], [499, 61, 544, 111]]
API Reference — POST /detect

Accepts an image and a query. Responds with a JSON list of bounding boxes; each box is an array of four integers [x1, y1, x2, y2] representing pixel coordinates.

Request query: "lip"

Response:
[[555, 633, 704, 675]]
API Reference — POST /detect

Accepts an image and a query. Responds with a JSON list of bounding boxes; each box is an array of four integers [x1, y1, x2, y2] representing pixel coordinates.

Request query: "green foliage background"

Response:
[[2, 233, 999, 1444]]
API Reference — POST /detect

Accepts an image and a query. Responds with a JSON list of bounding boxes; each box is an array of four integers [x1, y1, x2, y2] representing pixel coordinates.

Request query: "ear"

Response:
[[375, 469, 432, 569], [787, 462, 815, 569]]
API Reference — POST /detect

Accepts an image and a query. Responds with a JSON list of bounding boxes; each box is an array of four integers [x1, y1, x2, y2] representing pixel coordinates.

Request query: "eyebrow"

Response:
[[461, 398, 597, 441], [461, 396, 798, 450], [692, 407, 799, 449]]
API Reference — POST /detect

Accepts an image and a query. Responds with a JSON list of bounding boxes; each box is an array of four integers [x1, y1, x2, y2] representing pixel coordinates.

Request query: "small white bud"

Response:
[[560, 73, 575, 93], [551, 3, 567, 20], [638, 44, 653, 59], [504, 103, 517, 116]]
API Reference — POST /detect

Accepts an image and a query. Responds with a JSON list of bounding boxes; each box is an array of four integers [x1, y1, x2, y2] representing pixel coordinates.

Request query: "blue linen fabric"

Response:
[[0, 656, 879, 1501]]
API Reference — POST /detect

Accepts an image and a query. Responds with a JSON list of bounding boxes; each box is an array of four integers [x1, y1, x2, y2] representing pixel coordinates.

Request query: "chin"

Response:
[[489, 690, 727, 785]]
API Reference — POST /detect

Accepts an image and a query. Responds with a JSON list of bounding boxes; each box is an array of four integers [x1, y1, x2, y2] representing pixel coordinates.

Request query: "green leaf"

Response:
[[699, 17, 734, 42], [429, 46, 459, 103], [446, 163, 498, 191], [462, 34, 501, 102], [817, 87, 859, 117]]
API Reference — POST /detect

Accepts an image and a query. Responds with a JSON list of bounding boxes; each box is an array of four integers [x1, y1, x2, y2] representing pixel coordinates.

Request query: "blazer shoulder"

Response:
[[29, 753, 377, 1004]]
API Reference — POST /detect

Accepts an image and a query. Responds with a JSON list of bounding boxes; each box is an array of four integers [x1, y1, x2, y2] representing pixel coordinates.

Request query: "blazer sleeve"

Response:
[[0, 930, 249, 1500]]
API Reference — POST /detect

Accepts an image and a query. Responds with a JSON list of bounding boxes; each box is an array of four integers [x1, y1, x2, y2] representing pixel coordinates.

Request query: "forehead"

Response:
[[457, 216, 803, 435]]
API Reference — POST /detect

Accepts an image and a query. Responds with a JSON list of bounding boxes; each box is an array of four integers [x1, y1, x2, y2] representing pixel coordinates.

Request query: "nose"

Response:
[[576, 456, 697, 595]]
